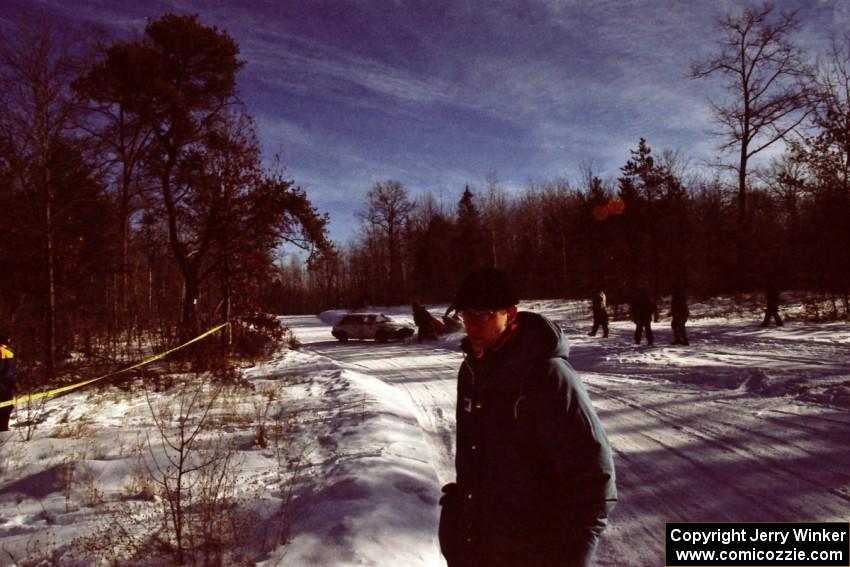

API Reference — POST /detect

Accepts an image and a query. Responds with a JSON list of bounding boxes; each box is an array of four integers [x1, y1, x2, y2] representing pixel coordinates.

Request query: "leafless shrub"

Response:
[[252, 385, 279, 449], [53, 416, 92, 439], [57, 352, 313, 565], [801, 292, 850, 321], [69, 500, 161, 565], [140, 371, 267, 565], [78, 463, 105, 509], [0, 431, 23, 475], [1, 531, 60, 566], [15, 395, 48, 441], [124, 461, 157, 502], [59, 455, 78, 513], [269, 404, 313, 545], [142, 373, 221, 564], [183, 436, 252, 566]]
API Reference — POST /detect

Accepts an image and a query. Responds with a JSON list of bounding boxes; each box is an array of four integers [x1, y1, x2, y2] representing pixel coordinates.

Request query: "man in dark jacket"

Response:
[[670, 286, 690, 346], [0, 333, 15, 431], [761, 286, 783, 327], [439, 268, 617, 567], [630, 288, 657, 346]]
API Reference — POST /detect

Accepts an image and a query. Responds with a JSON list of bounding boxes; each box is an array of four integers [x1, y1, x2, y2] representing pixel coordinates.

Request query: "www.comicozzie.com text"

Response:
[[670, 527, 847, 546]]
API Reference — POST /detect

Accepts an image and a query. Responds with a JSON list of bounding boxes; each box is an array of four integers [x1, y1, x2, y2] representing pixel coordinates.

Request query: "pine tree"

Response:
[[82, 14, 244, 339], [454, 186, 483, 278]]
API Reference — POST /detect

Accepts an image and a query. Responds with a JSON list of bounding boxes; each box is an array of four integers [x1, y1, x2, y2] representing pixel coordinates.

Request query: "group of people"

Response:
[[589, 286, 784, 347], [418, 283, 785, 351], [588, 287, 687, 346]]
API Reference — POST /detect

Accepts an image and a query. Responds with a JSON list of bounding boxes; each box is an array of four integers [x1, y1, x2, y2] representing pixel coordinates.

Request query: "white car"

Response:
[[331, 313, 415, 343]]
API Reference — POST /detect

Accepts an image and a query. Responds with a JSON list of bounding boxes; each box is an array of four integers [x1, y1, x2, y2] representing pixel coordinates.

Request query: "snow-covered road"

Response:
[[3, 300, 845, 565], [289, 303, 850, 566]]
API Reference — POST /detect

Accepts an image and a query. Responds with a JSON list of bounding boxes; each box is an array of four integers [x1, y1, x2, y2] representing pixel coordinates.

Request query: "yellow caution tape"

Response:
[[0, 322, 230, 409]]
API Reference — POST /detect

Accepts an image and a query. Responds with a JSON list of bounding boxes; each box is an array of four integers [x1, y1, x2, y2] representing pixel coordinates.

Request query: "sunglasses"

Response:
[[460, 309, 504, 324]]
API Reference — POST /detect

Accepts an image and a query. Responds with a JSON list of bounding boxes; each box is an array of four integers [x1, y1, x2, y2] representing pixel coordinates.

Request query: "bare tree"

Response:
[[756, 154, 808, 222], [691, 3, 811, 223], [360, 180, 413, 302], [73, 30, 153, 331], [143, 374, 225, 565], [0, 17, 85, 380], [482, 171, 509, 269], [802, 33, 850, 195], [789, 33, 850, 308]]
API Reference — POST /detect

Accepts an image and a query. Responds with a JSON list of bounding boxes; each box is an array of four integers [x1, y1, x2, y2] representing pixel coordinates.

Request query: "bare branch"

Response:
[[690, 2, 809, 219]]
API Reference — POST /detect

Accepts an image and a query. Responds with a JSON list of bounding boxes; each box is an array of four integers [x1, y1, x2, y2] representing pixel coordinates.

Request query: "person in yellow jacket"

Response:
[[0, 333, 15, 431]]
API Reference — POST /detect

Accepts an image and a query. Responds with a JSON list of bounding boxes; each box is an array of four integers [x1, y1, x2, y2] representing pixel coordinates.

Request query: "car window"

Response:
[[340, 315, 358, 325], [376, 315, 389, 322], [365, 315, 376, 324]]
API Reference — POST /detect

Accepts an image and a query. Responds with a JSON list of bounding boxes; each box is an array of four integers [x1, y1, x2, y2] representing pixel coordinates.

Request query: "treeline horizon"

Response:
[[2, 4, 850, 388], [277, 139, 847, 315], [276, 4, 850, 317]]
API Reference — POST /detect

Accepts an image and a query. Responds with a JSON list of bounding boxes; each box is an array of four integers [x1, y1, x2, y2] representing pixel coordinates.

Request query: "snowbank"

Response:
[[259, 350, 443, 566]]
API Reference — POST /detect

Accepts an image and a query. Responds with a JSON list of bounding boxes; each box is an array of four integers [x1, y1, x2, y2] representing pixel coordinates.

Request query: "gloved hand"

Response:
[[439, 482, 462, 564], [440, 482, 458, 506]]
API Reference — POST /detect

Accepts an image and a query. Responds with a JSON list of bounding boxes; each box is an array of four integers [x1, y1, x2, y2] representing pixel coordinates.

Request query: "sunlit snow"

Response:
[[0, 297, 848, 566]]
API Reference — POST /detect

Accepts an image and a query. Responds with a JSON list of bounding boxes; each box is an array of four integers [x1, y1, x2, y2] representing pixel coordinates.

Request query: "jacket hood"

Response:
[[461, 311, 569, 362], [510, 311, 569, 361]]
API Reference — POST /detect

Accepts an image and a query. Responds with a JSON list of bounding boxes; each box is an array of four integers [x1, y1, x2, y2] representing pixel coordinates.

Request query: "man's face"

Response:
[[461, 306, 518, 354]]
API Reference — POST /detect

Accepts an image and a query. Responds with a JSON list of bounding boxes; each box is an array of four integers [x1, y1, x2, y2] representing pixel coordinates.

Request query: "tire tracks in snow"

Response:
[[587, 372, 850, 506], [593, 382, 849, 509], [584, 373, 850, 566], [304, 340, 462, 486]]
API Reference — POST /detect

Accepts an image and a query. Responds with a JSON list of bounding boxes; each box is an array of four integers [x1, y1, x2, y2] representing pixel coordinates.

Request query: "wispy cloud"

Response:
[[244, 32, 456, 108], [2, 0, 845, 241]]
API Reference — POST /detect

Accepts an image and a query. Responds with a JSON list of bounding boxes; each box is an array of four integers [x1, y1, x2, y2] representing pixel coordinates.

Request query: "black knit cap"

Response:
[[453, 267, 519, 310]]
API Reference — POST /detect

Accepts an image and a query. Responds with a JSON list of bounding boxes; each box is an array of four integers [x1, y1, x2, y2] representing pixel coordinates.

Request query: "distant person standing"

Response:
[[630, 288, 657, 346], [0, 333, 15, 431], [588, 290, 609, 338], [670, 286, 690, 346], [761, 286, 784, 327]]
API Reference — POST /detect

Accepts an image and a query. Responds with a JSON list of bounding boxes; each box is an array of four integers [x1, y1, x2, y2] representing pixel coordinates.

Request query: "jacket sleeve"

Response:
[[0, 349, 15, 393], [532, 358, 617, 565]]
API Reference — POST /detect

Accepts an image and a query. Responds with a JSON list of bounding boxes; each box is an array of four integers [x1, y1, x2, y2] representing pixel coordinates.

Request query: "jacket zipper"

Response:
[[462, 356, 477, 386]]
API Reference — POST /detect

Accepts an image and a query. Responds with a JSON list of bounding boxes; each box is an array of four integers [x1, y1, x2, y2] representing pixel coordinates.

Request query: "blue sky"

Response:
[[1, 0, 847, 243]]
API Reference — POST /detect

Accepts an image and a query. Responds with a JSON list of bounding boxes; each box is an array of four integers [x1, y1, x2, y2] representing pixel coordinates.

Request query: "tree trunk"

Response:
[[738, 151, 748, 224], [561, 230, 568, 294], [160, 164, 200, 342], [182, 274, 199, 341], [118, 173, 130, 328], [738, 141, 750, 288], [222, 277, 231, 348], [45, 175, 57, 381], [490, 221, 498, 269]]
